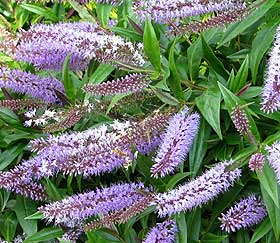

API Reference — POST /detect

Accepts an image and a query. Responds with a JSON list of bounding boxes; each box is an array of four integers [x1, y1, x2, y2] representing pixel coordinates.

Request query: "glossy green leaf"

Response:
[[196, 83, 222, 139], [23, 227, 63, 243], [257, 162, 279, 207], [176, 213, 188, 243], [250, 218, 272, 243], [151, 86, 180, 106], [143, 18, 161, 71], [250, 23, 278, 84], [168, 38, 184, 101], [0, 211, 18, 242], [68, 0, 96, 22], [203, 233, 228, 243], [0, 143, 26, 170], [261, 183, 280, 240], [20, 4, 58, 21], [96, 3, 112, 26], [14, 196, 37, 236], [24, 211, 43, 220], [165, 172, 192, 190], [201, 35, 229, 80], [62, 54, 76, 104], [189, 118, 211, 176], [218, 0, 277, 47], [228, 55, 249, 93]]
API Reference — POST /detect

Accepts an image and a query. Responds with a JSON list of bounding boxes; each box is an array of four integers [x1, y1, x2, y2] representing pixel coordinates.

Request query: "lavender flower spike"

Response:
[[143, 220, 177, 243], [154, 160, 242, 217], [39, 182, 150, 227], [151, 108, 200, 178], [0, 67, 64, 103], [83, 74, 150, 96], [219, 195, 267, 233], [265, 141, 280, 183], [261, 25, 280, 113]]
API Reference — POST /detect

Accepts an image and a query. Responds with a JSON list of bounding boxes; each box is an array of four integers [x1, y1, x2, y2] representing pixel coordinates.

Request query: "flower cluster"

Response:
[[133, 0, 246, 24], [261, 25, 280, 113], [39, 182, 151, 227], [0, 67, 64, 103], [249, 152, 265, 171], [13, 22, 145, 71], [219, 195, 267, 233], [265, 141, 280, 183], [151, 107, 200, 178], [0, 112, 169, 200], [230, 106, 250, 135], [83, 74, 150, 96], [84, 194, 154, 231], [154, 160, 242, 217], [143, 220, 177, 243], [0, 99, 46, 111]]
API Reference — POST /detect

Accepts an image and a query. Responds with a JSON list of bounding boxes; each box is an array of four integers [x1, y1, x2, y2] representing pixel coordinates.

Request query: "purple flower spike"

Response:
[[133, 0, 246, 24], [219, 195, 267, 233], [83, 74, 150, 96], [265, 141, 280, 183], [143, 220, 177, 243], [39, 182, 150, 227], [261, 25, 280, 113], [154, 160, 242, 217], [0, 67, 64, 103], [151, 108, 200, 178]]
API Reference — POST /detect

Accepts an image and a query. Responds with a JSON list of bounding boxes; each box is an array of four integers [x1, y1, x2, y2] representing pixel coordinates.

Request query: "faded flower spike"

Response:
[[219, 195, 267, 233], [83, 74, 150, 96], [14, 22, 145, 71], [143, 220, 177, 243], [154, 160, 242, 217], [248, 152, 265, 171], [266, 141, 280, 184], [262, 25, 280, 113], [0, 67, 64, 103], [39, 182, 150, 227], [151, 107, 200, 178], [231, 106, 250, 135]]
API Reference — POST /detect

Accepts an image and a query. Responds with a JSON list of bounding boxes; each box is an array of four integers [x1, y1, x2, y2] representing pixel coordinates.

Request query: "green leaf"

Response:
[[218, 0, 277, 47], [250, 23, 278, 84], [228, 55, 249, 93], [168, 38, 184, 101], [195, 83, 222, 139], [143, 18, 161, 71], [257, 162, 279, 207], [203, 233, 228, 243], [176, 213, 188, 243], [260, 182, 280, 240], [201, 35, 229, 80], [0, 143, 26, 170], [14, 196, 37, 236], [20, 4, 59, 21], [106, 94, 129, 114], [45, 179, 65, 201], [67, 0, 96, 22], [186, 208, 201, 242], [187, 28, 218, 81], [250, 218, 272, 243], [23, 228, 63, 243], [86, 229, 122, 243], [0, 211, 18, 242], [24, 211, 43, 220], [62, 54, 76, 104], [165, 172, 192, 190], [96, 3, 112, 26], [218, 82, 260, 142], [188, 118, 211, 176], [111, 26, 142, 41], [151, 86, 180, 106]]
